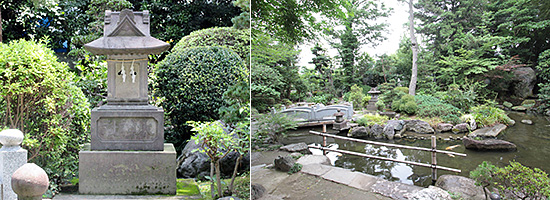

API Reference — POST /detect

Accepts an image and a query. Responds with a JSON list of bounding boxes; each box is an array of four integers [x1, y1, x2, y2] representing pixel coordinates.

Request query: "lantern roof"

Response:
[[84, 9, 170, 55]]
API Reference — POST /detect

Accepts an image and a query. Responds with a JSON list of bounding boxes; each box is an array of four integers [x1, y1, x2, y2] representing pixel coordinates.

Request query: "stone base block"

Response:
[[79, 143, 176, 195], [0, 148, 27, 200], [91, 105, 164, 151]]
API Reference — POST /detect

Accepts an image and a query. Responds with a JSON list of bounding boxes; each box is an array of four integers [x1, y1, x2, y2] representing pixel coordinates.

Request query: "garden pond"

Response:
[[280, 112, 550, 187]]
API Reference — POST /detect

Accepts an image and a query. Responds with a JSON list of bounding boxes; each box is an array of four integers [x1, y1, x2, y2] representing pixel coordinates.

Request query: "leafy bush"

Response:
[[288, 163, 303, 174], [0, 39, 90, 193], [218, 80, 250, 125], [347, 84, 365, 109], [391, 94, 417, 115], [253, 112, 298, 144], [470, 104, 512, 127], [415, 95, 461, 123], [307, 93, 333, 105], [154, 46, 247, 151], [442, 81, 481, 112], [471, 161, 550, 199], [375, 100, 386, 111], [379, 86, 408, 109], [355, 113, 389, 126], [174, 27, 250, 66], [73, 59, 107, 108], [537, 49, 550, 111]]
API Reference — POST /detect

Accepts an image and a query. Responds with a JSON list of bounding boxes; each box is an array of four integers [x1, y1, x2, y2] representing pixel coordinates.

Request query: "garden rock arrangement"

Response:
[[468, 124, 507, 137], [462, 137, 517, 151], [177, 138, 250, 179], [279, 142, 312, 154], [435, 175, 485, 200], [274, 155, 295, 172]]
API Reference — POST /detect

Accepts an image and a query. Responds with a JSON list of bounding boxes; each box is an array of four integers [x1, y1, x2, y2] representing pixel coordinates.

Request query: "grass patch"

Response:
[[197, 173, 250, 200], [177, 179, 201, 196]]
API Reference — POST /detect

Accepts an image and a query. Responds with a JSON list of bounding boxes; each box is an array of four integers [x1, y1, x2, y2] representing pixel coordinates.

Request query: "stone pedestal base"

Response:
[[91, 105, 164, 151], [0, 148, 27, 200], [78, 143, 176, 195]]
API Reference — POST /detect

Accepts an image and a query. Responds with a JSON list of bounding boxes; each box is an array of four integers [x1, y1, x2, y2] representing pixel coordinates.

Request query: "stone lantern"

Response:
[[367, 87, 382, 111], [79, 9, 175, 195]]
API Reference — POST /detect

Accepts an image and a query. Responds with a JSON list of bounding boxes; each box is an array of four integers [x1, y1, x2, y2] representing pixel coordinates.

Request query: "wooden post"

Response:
[[322, 124, 327, 155], [431, 135, 437, 184]]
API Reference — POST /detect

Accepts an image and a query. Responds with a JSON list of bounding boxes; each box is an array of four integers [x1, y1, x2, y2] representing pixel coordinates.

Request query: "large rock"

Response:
[[463, 137, 517, 151], [386, 120, 404, 131], [404, 120, 435, 134], [521, 119, 533, 125], [512, 67, 536, 98], [371, 124, 385, 139], [279, 142, 311, 154], [512, 105, 527, 111], [404, 186, 452, 200], [348, 126, 370, 138], [452, 123, 470, 134], [177, 138, 250, 179], [251, 184, 266, 200], [274, 155, 295, 172], [435, 175, 485, 200], [383, 125, 395, 140], [436, 123, 453, 133], [468, 124, 507, 138]]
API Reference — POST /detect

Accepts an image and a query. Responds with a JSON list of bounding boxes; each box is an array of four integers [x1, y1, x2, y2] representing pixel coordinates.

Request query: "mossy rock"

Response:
[[503, 101, 513, 108], [521, 100, 536, 108], [512, 106, 527, 111]]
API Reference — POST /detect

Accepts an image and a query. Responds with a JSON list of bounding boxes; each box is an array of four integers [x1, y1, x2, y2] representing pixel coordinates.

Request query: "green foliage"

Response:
[[0, 39, 90, 193], [288, 163, 303, 174], [348, 84, 366, 108], [218, 81, 250, 125], [154, 46, 247, 151], [73, 59, 108, 108], [355, 113, 389, 126], [442, 81, 482, 112], [174, 27, 250, 67], [253, 112, 298, 144], [415, 95, 461, 124], [471, 161, 550, 200], [375, 100, 386, 111], [379, 86, 408, 109], [138, 0, 242, 46], [537, 49, 550, 110], [231, 0, 250, 29], [188, 121, 235, 199], [391, 94, 417, 115], [306, 93, 334, 105], [470, 104, 512, 127]]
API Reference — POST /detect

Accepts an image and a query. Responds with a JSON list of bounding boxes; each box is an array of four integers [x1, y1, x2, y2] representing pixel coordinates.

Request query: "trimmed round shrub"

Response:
[[174, 27, 250, 66], [0, 39, 90, 191], [392, 94, 417, 115], [154, 46, 247, 151]]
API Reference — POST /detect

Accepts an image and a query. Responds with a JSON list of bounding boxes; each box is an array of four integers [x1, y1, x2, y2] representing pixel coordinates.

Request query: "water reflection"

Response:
[[283, 112, 550, 187]]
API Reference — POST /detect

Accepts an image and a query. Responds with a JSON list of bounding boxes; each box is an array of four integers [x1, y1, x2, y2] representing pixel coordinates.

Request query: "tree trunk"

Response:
[[408, 0, 418, 96], [215, 160, 223, 198], [210, 161, 215, 199], [229, 154, 243, 194]]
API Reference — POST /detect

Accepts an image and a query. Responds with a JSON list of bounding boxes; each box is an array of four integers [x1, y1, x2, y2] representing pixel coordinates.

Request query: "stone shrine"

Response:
[[79, 9, 176, 195]]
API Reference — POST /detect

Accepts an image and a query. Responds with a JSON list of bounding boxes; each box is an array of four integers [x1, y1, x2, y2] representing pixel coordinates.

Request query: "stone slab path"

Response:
[[52, 194, 202, 200], [252, 151, 424, 200]]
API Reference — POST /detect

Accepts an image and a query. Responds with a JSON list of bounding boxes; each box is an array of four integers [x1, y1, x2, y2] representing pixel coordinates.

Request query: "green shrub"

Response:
[[288, 163, 303, 174], [0, 39, 90, 193], [253, 112, 298, 144], [391, 94, 417, 115], [375, 100, 386, 111], [217, 80, 250, 125], [347, 84, 365, 108], [471, 161, 550, 199], [415, 95, 461, 123], [355, 113, 389, 126], [537, 49, 550, 111], [379, 86, 408, 109], [470, 104, 512, 127], [442, 82, 480, 112], [73, 59, 107, 108], [174, 27, 250, 66], [306, 93, 333, 105], [394, 86, 409, 94], [154, 46, 247, 151]]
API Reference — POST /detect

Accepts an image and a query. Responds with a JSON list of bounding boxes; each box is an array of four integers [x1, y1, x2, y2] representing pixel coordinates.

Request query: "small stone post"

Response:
[[0, 129, 28, 200], [11, 163, 49, 200]]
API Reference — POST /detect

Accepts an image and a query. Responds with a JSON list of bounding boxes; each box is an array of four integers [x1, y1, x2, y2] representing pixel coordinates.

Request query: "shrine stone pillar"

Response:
[[79, 9, 176, 195]]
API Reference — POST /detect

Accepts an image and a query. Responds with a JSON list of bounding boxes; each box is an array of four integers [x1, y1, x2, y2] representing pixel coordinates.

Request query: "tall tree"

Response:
[[252, 0, 338, 45], [323, 0, 390, 90], [408, 0, 418, 95], [310, 43, 335, 95]]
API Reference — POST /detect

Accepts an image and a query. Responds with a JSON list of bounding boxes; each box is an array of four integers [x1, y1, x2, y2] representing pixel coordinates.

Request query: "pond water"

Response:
[[280, 112, 550, 187]]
